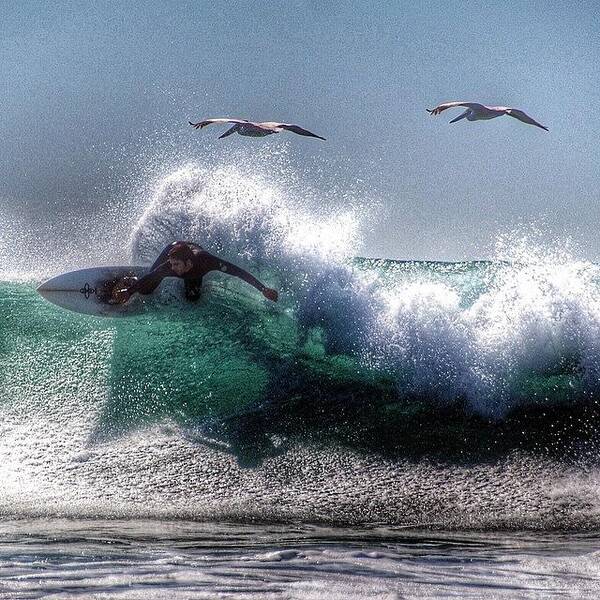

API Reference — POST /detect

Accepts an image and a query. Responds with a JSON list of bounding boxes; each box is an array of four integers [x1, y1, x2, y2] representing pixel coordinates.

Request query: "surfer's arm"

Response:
[[127, 263, 173, 296], [213, 258, 278, 302]]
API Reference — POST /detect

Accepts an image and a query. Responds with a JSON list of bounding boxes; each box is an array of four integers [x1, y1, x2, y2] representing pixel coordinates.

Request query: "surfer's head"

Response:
[[167, 242, 194, 276]]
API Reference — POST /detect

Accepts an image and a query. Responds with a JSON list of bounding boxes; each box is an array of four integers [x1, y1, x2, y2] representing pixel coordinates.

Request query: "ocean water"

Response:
[[2, 164, 600, 597], [1, 520, 600, 599]]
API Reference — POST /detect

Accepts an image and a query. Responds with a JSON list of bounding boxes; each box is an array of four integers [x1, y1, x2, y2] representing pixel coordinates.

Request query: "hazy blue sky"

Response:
[[2, 1, 600, 260]]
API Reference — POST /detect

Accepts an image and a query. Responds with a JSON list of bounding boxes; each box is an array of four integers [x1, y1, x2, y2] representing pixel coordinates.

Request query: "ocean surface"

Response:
[[2, 520, 600, 599], [2, 164, 600, 597]]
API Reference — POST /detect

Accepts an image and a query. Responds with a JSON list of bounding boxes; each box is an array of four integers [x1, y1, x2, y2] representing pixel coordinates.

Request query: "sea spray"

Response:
[[1, 164, 600, 525], [130, 165, 600, 417]]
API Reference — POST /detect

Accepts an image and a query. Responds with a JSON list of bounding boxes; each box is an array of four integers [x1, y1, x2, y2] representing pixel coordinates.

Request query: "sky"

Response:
[[1, 0, 600, 261]]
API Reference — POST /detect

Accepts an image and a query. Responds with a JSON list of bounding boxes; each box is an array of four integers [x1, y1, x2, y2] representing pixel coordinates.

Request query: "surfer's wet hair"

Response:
[[167, 243, 194, 263]]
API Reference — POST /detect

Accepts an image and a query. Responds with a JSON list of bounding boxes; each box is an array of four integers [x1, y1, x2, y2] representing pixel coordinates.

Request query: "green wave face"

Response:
[[2, 284, 279, 428], [1, 264, 597, 457], [1, 280, 380, 437], [2, 264, 600, 527]]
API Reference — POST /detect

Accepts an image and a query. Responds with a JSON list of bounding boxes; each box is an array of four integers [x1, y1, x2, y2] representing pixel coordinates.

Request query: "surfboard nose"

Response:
[[36, 280, 65, 309], [36, 279, 53, 294], [36, 275, 62, 298], [36, 266, 148, 317]]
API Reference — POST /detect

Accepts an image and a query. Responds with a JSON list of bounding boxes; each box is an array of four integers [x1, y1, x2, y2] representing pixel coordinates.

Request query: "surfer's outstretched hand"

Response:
[[262, 287, 278, 302]]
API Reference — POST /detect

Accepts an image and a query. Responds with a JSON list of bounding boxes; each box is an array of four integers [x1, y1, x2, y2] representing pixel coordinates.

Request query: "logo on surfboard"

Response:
[[79, 283, 96, 299]]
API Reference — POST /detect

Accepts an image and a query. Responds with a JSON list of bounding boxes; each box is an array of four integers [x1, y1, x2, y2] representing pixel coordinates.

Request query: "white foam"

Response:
[[130, 163, 600, 417]]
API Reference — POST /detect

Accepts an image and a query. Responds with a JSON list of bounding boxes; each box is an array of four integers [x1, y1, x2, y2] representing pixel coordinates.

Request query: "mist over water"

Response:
[[0, 156, 600, 531]]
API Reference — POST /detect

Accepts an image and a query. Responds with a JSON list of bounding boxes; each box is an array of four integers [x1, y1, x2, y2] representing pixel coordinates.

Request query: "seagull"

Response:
[[189, 118, 326, 140], [426, 102, 548, 131]]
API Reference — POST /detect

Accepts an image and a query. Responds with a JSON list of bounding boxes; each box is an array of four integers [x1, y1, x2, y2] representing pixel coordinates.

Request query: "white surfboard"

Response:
[[37, 266, 151, 317]]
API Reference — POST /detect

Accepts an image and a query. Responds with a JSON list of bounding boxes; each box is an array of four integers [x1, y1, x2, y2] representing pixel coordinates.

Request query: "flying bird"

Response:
[[426, 102, 548, 131], [189, 118, 326, 140]]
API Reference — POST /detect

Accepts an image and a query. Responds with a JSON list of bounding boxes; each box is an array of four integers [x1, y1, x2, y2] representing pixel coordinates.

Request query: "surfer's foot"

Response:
[[108, 288, 131, 304], [107, 276, 138, 304]]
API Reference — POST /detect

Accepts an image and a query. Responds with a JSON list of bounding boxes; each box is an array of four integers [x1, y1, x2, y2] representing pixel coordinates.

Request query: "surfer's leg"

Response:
[[184, 277, 203, 302]]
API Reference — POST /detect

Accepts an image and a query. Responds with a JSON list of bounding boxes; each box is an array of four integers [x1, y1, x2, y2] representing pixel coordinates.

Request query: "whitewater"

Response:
[[1, 160, 600, 597]]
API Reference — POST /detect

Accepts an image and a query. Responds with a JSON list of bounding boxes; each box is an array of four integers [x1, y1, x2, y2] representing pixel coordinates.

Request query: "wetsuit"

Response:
[[129, 241, 267, 301]]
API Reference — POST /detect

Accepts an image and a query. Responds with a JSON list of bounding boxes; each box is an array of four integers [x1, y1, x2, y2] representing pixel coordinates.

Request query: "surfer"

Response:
[[111, 241, 278, 304]]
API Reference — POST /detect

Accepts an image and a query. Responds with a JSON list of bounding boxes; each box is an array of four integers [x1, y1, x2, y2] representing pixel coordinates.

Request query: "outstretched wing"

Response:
[[426, 101, 485, 116], [188, 118, 248, 130], [505, 109, 548, 131], [279, 124, 326, 140]]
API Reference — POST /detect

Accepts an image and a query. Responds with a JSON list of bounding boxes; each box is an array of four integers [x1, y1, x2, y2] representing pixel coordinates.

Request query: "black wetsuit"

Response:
[[130, 242, 266, 301]]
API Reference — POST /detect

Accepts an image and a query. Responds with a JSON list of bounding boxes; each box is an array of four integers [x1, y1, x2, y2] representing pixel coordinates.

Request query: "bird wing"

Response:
[[188, 118, 248, 129], [426, 102, 485, 115], [279, 124, 326, 140], [505, 109, 548, 131]]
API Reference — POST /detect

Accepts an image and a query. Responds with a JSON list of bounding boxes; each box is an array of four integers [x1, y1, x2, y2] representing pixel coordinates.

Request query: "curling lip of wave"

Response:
[[130, 164, 600, 418]]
